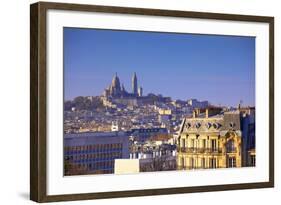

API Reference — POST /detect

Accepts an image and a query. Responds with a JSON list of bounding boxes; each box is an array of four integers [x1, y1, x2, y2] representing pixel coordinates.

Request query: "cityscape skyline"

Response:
[[64, 28, 255, 107]]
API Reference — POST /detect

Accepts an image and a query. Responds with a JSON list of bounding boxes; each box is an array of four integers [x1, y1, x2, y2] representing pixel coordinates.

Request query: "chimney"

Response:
[[206, 109, 209, 118], [195, 108, 200, 116], [238, 103, 241, 110]]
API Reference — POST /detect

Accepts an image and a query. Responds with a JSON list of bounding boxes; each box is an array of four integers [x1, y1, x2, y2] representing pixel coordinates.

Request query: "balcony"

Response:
[[177, 166, 217, 170], [226, 148, 237, 153], [177, 147, 222, 154]]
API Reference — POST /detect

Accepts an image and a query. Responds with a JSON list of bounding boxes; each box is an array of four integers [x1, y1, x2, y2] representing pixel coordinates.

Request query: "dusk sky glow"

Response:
[[64, 27, 255, 107]]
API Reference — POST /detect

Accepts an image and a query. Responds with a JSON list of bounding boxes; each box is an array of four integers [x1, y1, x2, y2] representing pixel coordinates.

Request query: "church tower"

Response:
[[110, 72, 121, 96], [132, 72, 138, 96]]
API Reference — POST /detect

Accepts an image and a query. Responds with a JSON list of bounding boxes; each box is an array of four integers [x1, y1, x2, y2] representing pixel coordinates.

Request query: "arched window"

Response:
[[226, 139, 236, 153]]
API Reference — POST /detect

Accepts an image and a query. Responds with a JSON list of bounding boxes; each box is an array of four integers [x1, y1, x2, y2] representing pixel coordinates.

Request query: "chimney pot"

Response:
[[193, 111, 196, 118]]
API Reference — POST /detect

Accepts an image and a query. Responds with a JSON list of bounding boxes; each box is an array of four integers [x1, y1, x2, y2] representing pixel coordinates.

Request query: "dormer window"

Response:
[[206, 122, 212, 129], [213, 123, 221, 129]]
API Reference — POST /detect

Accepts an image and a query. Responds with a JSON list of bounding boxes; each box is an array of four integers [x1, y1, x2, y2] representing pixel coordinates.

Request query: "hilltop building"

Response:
[[103, 72, 142, 98], [132, 72, 138, 96], [102, 73, 170, 107], [187, 99, 209, 109]]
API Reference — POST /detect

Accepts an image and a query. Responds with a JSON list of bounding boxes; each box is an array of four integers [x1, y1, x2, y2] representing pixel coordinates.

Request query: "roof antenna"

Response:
[[238, 100, 243, 110]]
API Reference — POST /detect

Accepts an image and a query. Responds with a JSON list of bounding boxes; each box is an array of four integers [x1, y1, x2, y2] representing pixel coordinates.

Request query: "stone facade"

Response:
[[103, 72, 141, 98], [176, 108, 254, 170]]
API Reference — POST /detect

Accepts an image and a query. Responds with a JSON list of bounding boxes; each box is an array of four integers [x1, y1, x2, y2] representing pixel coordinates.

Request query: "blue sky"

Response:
[[64, 27, 255, 107]]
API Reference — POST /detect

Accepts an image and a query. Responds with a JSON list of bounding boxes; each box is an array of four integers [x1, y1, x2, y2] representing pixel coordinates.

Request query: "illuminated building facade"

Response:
[[177, 107, 255, 170]]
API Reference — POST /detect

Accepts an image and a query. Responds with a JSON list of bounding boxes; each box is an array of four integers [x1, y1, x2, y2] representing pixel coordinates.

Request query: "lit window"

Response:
[[228, 157, 236, 167], [211, 139, 217, 151], [202, 158, 205, 168], [210, 158, 217, 168]]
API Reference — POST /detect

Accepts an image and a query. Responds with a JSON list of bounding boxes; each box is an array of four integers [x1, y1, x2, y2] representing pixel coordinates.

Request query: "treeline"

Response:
[[64, 96, 104, 111]]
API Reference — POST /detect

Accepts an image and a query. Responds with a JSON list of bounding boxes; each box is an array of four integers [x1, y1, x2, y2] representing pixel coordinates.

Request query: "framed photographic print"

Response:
[[30, 1, 274, 202]]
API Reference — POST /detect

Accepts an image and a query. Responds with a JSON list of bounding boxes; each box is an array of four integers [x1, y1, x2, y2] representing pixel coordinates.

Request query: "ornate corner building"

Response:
[[177, 107, 255, 170]]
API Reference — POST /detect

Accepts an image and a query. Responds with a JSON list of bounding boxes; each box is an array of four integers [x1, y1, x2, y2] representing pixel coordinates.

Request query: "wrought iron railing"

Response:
[[177, 166, 216, 170], [226, 148, 237, 153], [176, 147, 223, 153]]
